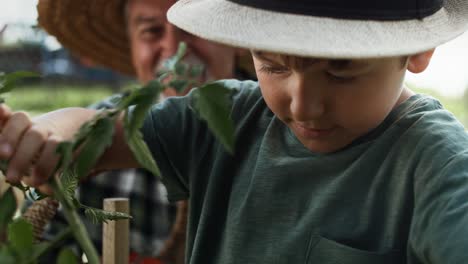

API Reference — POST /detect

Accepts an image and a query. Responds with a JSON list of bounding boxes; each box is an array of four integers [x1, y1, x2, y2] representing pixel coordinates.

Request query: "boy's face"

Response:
[[252, 52, 410, 153]]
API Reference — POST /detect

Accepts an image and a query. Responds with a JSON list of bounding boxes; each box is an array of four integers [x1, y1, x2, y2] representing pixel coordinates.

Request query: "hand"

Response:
[[0, 104, 62, 194]]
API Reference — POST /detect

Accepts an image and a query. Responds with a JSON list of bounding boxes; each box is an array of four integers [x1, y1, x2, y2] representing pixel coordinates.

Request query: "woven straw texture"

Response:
[[37, 0, 134, 75]]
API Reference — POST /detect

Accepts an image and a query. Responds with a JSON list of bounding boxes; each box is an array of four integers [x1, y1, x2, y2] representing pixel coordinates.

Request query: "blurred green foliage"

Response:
[[407, 82, 468, 128], [3, 85, 115, 116]]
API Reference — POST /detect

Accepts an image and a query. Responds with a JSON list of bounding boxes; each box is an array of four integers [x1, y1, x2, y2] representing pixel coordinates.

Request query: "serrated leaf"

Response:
[[118, 81, 160, 117], [127, 130, 161, 178], [71, 111, 114, 149], [83, 206, 132, 224], [57, 248, 78, 264], [73, 117, 115, 179], [193, 83, 235, 153], [125, 80, 161, 138], [0, 71, 40, 94], [0, 188, 17, 231], [60, 170, 78, 201], [7, 219, 33, 251]]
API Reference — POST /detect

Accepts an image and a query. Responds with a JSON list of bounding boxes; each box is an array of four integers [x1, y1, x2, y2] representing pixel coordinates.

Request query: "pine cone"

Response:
[[22, 197, 59, 242]]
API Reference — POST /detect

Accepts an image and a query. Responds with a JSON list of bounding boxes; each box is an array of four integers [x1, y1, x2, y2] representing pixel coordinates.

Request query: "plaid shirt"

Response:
[[44, 169, 176, 257]]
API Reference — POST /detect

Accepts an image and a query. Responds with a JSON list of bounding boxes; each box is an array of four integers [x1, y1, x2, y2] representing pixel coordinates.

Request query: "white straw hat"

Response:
[[167, 0, 468, 58]]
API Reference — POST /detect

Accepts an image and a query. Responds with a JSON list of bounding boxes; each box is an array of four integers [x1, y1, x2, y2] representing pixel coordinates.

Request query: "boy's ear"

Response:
[[407, 49, 436, 73]]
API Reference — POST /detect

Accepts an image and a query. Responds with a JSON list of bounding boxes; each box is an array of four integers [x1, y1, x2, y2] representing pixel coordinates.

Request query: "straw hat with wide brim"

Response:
[[37, 0, 134, 76], [37, 0, 256, 77], [168, 0, 468, 59]]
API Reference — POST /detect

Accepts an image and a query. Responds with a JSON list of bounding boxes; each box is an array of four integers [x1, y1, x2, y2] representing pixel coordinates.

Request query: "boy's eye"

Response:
[[258, 65, 289, 75]]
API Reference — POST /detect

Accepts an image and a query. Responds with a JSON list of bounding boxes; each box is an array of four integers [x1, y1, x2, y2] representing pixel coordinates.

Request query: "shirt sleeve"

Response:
[[140, 95, 202, 202], [139, 79, 261, 202], [409, 110, 468, 264]]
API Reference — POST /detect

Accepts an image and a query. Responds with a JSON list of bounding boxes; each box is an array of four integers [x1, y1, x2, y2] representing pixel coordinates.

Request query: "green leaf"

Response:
[[27, 227, 71, 262], [193, 83, 235, 153], [0, 71, 40, 94], [189, 64, 204, 79], [117, 82, 160, 115], [71, 110, 115, 149], [127, 130, 161, 178], [125, 80, 161, 138], [56, 142, 74, 171], [7, 219, 33, 252], [73, 116, 115, 179], [175, 63, 187, 76], [82, 205, 132, 224], [0, 188, 17, 231], [162, 42, 187, 72], [30, 242, 50, 258], [57, 248, 78, 264], [169, 79, 189, 93], [0, 249, 15, 264], [60, 170, 79, 201]]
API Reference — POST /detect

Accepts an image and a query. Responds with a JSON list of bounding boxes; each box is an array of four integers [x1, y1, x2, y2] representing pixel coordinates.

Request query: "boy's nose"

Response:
[[289, 77, 326, 121]]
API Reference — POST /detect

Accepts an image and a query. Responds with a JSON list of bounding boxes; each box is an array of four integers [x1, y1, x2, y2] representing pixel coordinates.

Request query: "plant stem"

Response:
[[51, 177, 100, 264]]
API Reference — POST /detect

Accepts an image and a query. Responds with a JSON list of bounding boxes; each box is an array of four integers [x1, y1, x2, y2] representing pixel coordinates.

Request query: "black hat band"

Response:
[[227, 0, 444, 20]]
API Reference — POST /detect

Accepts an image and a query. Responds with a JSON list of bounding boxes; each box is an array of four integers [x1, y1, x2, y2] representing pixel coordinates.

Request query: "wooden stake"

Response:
[[103, 198, 129, 264]]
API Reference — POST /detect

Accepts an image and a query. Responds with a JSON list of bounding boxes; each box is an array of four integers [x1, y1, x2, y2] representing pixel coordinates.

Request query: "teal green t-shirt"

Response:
[[142, 80, 468, 264]]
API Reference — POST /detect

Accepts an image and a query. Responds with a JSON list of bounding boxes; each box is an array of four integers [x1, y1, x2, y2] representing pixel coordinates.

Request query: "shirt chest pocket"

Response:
[[306, 236, 403, 264]]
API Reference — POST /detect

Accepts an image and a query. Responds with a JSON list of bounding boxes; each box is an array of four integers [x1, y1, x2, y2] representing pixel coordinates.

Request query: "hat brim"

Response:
[[168, 0, 468, 58], [37, 0, 134, 75]]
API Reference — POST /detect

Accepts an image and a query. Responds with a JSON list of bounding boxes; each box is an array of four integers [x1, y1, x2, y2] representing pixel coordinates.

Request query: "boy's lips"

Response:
[[293, 123, 336, 138]]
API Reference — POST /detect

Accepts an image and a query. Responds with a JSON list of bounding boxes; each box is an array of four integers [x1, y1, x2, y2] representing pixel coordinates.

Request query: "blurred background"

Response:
[[1, 0, 468, 125], [0, 0, 135, 116]]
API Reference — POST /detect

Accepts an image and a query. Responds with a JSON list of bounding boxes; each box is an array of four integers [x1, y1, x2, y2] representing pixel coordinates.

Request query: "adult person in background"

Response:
[[36, 0, 254, 263]]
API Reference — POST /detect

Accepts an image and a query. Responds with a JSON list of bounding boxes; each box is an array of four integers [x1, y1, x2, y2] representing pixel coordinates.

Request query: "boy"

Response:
[[2, 0, 468, 263]]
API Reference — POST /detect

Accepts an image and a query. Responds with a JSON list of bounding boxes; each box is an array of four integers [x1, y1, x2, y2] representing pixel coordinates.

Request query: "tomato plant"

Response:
[[0, 43, 234, 263]]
